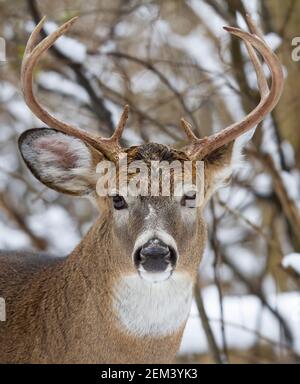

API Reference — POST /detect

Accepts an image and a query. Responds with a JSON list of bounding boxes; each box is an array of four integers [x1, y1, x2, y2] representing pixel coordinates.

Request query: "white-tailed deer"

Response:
[[0, 15, 283, 363]]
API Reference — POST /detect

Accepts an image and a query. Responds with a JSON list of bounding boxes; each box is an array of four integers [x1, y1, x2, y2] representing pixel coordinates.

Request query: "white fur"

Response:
[[113, 272, 193, 337], [113, 207, 129, 227], [145, 204, 156, 221], [180, 205, 198, 225], [209, 136, 246, 193], [138, 264, 173, 282]]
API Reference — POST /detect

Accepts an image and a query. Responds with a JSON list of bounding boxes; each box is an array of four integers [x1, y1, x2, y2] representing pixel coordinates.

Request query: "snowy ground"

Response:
[[180, 285, 300, 356]]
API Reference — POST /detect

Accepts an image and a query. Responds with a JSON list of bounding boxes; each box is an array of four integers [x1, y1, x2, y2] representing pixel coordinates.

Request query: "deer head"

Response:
[[19, 15, 284, 285]]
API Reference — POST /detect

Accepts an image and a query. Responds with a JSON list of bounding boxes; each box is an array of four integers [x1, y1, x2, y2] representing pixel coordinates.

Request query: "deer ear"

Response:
[[204, 139, 243, 200], [19, 128, 104, 196]]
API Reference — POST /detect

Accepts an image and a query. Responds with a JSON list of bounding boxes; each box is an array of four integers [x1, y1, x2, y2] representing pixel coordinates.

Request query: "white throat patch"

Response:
[[112, 272, 193, 337]]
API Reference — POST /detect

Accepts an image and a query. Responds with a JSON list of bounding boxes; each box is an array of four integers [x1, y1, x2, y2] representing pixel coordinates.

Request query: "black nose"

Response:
[[135, 238, 176, 272]]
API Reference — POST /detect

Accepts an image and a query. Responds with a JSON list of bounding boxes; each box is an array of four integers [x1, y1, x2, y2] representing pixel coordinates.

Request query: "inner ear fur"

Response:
[[18, 128, 104, 196], [203, 141, 235, 200]]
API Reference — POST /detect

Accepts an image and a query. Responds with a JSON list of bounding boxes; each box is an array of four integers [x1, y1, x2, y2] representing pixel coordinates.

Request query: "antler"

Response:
[[180, 14, 284, 160], [21, 16, 128, 162]]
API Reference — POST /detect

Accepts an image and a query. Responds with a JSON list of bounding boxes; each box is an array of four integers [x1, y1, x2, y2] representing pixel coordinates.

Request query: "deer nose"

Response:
[[137, 238, 174, 272]]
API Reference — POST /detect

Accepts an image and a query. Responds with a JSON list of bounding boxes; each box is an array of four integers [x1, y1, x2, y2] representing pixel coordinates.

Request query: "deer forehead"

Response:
[[107, 144, 196, 187]]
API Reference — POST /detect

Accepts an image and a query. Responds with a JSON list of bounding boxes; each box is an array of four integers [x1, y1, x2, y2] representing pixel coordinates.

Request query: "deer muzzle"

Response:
[[134, 238, 177, 275]]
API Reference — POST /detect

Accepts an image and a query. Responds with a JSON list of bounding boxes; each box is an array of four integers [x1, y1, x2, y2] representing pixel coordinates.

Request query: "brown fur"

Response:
[[0, 141, 232, 363]]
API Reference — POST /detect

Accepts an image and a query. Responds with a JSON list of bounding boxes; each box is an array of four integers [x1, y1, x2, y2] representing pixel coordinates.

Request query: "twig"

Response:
[[194, 277, 223, 364], [217, 197, 283, 254], [0, 193, 47, 250], [209, 318, 299, 358], [27, 0, 115, 135], [210, 198, 229, 363], [222, 252, 294, 347], [247, 148, 300, 243], [106, 51, 201, 135]]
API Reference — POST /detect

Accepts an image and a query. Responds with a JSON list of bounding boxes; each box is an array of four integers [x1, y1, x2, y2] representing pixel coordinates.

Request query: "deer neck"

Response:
[[61, 215, 194, 363], [67, 214, 195, 325]]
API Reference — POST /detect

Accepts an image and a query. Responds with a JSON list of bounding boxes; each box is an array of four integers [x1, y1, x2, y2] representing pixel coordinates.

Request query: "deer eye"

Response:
[[112, 195, 128, 210], [181, 191, 197, 208]]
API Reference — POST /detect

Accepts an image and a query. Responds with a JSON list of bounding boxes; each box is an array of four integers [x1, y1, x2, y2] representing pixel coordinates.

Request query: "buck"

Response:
[[0, 15, 283, 363]]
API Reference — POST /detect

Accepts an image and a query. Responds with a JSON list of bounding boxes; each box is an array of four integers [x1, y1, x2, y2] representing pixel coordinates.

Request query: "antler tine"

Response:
[[24, 16, 47, 55], [245, 13, 264, 41], [110, 105, 129, 144], [244, 14, 269, 97], [21, 17, 127, 161], [184, 16, 284, 160], [180, 118, 198, 142], [244, 40, 269, 97]]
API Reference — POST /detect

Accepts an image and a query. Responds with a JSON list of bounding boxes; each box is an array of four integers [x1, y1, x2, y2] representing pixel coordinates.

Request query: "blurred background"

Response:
[[0, 0, 300, 363]]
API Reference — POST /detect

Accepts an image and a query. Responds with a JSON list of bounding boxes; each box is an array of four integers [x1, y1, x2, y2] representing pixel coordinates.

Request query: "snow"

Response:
[[261, 116, 280, 159], [151, 18, 248, 129], [172, 26, 223, 74], [189, 0, 226, 38], [0, 222, 31, 249], [265, 33, 282, 51], [27, 205, 80, 255], [38, 72, 90, 104], [0, 203, 80, 254], [241, 0, 260, 18], [0, 3, 299, 363], [226, 246, 264, 277], [131, 70, 159, 93], [115, 21, 139, 39], [216, 226, 245, 245], [281, 170, 300, 202], [180, 285, 300, 355], [0, 82, 42, 129], [282, 253, 300, 275], [7, 99, 39, 127], [253, 173, 273, 195], [136, 3, 159, 21], [25, 20, 86, 64], [43, 21, 86, 63], [281, 140, 296, 168], [0, 81, 15, 102]]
